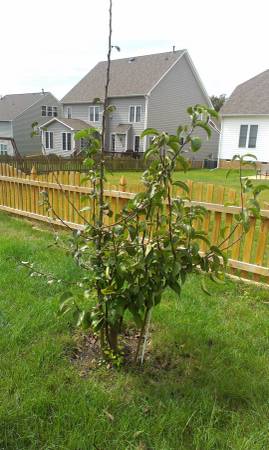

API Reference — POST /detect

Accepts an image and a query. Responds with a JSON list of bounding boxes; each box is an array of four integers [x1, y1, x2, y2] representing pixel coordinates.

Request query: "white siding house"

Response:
[[219, 70, 269, 166], [219, 116, 269, 163]]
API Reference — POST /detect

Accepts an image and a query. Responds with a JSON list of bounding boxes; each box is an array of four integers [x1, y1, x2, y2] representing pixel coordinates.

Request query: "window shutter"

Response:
[[62, 133, 66, 150], [45, 131, 49, 149]]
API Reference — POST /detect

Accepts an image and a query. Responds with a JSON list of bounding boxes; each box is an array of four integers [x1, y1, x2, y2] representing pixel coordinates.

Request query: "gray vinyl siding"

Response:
[[63, 103, 103, 128], [107, 97, 145, 151], [13, 93, 62, 156], [147, 54, 219, 160], [42, 121, 75, 156], [0, 121, 12, 137]]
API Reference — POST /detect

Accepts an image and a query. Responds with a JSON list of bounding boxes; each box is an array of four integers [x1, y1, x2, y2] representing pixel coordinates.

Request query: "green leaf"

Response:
[[195, 121, 211, 138], [242, 153, 257, 161], [141, 128, 159, 138], [145, 244, 152, 257], [210, 272, 225, 284], [253, 184, 269, 197], [169, 279, 181, 296], [201, 278, 211, 296], [144, 146, 157, 160], [173, 180, 189, 193], [190, 137, 202, 152]]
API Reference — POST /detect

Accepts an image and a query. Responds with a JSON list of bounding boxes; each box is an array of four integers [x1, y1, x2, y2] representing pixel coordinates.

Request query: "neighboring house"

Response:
[[39, 118, 89, 156], [41, 50, 219, 159], [0, 92, 62, 156], [219, 70, 269, 167]]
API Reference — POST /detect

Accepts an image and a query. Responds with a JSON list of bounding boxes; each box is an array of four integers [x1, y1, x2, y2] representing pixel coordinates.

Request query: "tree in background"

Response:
[[210, 94, 226, 112]]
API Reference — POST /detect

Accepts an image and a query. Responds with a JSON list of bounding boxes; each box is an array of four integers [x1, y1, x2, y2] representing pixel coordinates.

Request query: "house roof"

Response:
[[0, 92, 50, 120], [222, 70, 269, 115], [62, 50, 186, 103], [40, 117, 90, 131]]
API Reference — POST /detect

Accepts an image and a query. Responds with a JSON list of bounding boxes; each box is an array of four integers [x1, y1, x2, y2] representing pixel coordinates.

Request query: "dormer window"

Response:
[[89, 106, 100, 122], [129, 105, 141, 123]]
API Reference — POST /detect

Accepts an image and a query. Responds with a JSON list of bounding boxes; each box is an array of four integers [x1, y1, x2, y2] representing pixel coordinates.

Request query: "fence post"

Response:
[[119, 176, 127, 192], [31, 165, 37, 180]]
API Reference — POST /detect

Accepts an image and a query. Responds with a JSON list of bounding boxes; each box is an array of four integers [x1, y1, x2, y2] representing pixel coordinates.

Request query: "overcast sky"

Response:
[[1, 0, 268, 100]]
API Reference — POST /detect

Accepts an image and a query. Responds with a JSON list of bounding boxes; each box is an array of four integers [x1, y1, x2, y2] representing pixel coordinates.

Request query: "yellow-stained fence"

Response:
[[0, 163, 268, 284]]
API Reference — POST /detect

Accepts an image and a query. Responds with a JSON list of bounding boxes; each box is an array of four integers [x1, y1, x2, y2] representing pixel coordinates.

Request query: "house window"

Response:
[[238, 124, 259, 148], [89, 106, 100, 122], [66, 107, 72, 119], [111, 134, 116, 151], [41, 106, 58, 117], [248, 125, 258, 148], [136, 106, 141, 122], [45, 131, 53, 149], [129, 105, 142, 123], [0, 144, 8, 155], [238, 125, 248, 148], [129, 106, 135, 122], [134, 135, 140, 152], [62, 132, 72, 151]]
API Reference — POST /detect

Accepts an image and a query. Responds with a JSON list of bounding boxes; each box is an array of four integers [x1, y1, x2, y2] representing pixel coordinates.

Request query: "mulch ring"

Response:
[[70, 327, 152, 377]]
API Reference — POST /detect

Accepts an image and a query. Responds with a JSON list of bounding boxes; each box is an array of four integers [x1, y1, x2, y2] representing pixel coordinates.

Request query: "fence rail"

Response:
[[0, 154, 149, 174], [0, 163, 268, 284], [0, 155, 215, 174]]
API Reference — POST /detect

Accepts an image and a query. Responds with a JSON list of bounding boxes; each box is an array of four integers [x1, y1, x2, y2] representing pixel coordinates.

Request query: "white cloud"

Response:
[[1, 0, 269, 99]]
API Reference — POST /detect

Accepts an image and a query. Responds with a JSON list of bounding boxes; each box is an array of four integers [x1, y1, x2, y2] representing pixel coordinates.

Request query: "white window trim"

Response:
[[89, 106, 100, 122], [42, 105, 58, 118], [129, 105, 142, 123], [238, 124, 258, 149], [133, 135, 140, 152], [66, 106, 72, 119], [45, 131, 53, 150], [62, 132, 72, 151]]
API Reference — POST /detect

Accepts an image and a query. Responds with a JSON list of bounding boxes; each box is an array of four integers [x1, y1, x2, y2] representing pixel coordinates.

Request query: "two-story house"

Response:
[[0, 92, 62, 156], [40, 50, 219, 159]]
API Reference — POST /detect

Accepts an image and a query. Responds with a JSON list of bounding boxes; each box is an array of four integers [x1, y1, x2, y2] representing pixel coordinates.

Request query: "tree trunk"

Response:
[[108, 325, 119, 353]]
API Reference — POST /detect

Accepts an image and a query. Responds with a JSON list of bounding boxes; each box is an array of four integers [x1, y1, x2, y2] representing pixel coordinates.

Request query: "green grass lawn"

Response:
[[106, 168, 256, 188], [106, 168, 269, 205], [2, 212, 269, 449]]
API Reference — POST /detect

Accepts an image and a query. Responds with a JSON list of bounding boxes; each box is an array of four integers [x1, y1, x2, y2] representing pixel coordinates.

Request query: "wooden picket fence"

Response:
[[0, 163, 268, 284]]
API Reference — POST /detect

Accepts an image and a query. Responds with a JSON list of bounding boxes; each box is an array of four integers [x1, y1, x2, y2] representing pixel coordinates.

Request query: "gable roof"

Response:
[[222, 70, 269, 115], [0, 92, 51, 121], [40, 117, 90, 131], [62, 50, 186, 103]]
